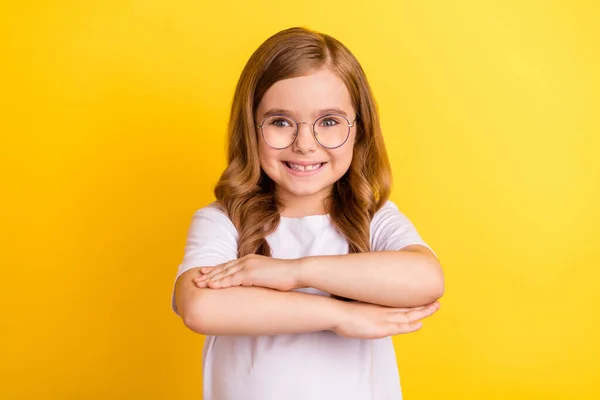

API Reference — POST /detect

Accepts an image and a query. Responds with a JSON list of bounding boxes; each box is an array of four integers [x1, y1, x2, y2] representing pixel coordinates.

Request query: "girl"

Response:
[[172, 26, 444, 400]]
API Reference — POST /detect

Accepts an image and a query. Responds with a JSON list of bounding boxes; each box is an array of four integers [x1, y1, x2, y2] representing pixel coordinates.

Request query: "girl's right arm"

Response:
[[175, 267, 343, 336], [175, 267, 439, 338]]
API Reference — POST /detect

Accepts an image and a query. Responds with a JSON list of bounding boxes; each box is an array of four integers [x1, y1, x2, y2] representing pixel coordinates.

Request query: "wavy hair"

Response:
[[214, 26, 392, 258]]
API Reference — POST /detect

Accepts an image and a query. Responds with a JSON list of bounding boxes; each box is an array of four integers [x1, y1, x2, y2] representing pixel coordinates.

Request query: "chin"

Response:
[[279, 182, 330, 197], [274, 172, 338, 196]]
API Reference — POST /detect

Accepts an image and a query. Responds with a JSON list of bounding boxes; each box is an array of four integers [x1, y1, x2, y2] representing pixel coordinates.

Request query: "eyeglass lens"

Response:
[[261, 115, 350, 149]]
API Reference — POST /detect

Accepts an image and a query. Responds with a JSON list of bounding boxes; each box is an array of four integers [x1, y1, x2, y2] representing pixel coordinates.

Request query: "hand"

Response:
[[192, 254, 301, 292], [332, 301, 441, 339]]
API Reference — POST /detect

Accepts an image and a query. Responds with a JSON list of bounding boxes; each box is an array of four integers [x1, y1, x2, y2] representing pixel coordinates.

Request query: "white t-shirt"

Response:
[[171, 200, 435, 400]]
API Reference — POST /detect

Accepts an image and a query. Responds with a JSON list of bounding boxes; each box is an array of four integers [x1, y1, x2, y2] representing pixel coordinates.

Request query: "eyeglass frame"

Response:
[[255, 113, 358, 150]]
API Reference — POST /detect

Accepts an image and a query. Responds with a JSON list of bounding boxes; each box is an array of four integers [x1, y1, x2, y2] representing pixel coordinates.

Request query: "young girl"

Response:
[[172, 26, 444, 400]]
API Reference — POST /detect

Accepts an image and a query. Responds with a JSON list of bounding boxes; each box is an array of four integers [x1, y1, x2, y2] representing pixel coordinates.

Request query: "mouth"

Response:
[[283, 161, 327, 174]]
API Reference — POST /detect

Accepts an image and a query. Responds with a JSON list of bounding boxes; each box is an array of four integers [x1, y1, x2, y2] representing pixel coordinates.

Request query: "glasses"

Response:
[[256, 113, 357, 149]]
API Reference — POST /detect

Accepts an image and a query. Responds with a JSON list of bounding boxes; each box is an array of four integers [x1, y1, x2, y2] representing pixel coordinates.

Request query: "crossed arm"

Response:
[[175, 245, 444, 338], [195, 244, 443, 307]]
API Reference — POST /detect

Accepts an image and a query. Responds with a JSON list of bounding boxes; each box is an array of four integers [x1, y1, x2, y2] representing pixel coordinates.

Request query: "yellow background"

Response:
[[1, 1, 599, 399]]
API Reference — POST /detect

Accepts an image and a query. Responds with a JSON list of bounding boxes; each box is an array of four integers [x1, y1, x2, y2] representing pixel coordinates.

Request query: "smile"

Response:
[[283, 161, 326, 175]]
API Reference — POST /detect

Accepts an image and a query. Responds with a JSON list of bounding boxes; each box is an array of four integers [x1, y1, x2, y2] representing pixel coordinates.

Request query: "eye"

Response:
[[270, 118, 293, 128], [319, 117, 341, 127]]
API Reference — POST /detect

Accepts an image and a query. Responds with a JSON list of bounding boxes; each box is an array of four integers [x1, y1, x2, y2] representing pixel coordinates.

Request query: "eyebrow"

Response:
[[262, 107, 348, 119]]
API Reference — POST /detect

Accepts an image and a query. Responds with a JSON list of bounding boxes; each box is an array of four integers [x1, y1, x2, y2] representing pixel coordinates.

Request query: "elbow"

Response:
[[430, 277, 445, 302], [428, 266, 445, 302], [180, 295, 212, 335], [416, 279, 444, 306], [409, 249, 445, 303], [182, 309, 207, 334], [415, 256, 445, 304]]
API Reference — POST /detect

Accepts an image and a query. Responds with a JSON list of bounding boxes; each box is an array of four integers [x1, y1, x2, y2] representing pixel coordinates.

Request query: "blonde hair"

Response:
[[214, 26, 392, 258]]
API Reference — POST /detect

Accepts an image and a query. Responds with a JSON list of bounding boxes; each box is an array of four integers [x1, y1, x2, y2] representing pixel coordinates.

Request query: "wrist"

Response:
[[295, 256, 315, 288], [327, 296, 354, 332]]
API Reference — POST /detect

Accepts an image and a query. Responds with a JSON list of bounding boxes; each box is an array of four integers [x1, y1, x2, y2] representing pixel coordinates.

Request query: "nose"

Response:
[[292, 122, 317, 154]]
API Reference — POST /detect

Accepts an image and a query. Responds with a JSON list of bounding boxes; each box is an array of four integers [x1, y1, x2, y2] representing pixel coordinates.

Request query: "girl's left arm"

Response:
[[298, 245, 444, 308]]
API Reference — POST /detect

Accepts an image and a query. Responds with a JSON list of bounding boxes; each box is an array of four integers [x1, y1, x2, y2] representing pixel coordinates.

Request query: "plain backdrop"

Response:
[[1, 1, 599, 399]]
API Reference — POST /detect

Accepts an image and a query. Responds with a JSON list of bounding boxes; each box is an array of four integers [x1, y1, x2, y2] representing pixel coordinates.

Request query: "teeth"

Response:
[[287, 162, 322, 171]]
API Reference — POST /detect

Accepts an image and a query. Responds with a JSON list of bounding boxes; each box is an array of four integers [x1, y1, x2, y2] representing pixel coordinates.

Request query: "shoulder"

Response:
[[369, 199, 419, 238], [193, 201, 229, 219], [375, 200, 400, 214], [369, 200, 434, 253], [371, 200, 406, 226], [189, 201, 238, 237]]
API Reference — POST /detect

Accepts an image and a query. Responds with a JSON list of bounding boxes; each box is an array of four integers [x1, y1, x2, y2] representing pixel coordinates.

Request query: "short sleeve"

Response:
[[370, 200, 437, 257], [171, 202, 238, 315]]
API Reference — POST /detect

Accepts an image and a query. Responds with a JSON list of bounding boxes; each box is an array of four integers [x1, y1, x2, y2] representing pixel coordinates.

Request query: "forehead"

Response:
[[256, 68, 354, 119]]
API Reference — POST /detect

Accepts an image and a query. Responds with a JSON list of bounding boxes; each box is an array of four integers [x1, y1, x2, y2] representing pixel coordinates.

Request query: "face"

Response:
[[255, 68, 357, 211]]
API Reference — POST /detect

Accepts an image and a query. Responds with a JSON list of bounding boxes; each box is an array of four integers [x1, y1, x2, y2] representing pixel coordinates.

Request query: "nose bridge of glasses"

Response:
[[295, 120, 317, 139], [291, 120, 317, 150]]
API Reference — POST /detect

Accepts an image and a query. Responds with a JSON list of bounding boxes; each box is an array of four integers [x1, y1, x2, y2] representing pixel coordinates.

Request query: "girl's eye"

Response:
[[271, 118, 292, 128], [320, 117, 339, 127]]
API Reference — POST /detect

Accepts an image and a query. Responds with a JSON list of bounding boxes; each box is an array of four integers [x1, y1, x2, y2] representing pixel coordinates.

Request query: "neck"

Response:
[[277, 186, 332, 218]]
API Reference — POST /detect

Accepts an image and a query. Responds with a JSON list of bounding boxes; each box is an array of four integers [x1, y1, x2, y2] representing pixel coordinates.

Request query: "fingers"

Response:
[[194, 261, 237, 282], [203, 260, 238, 280], [391, 305, 427, 313], [215, 263, 246, 281], [194, 273, 230, 288], [202, 270, 247, 289], [195, 270, 228, 287], [386, 302, 440, 335], [390, 301, 438, 313], [402, 301, 440, 322], [206, 268, 230, 283], [201, 254, 254, 279], [193, 262, 246, 289], [209, 275, 233, 288], [386, 321, 424, 335]]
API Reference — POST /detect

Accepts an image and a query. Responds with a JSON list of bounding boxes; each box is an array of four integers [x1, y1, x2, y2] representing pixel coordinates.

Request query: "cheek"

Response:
[[258, 143, 280, 172], [332, 131, 356, 168], [330, 146, 354, 173]]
